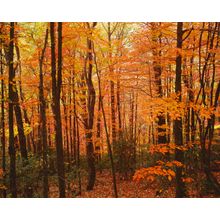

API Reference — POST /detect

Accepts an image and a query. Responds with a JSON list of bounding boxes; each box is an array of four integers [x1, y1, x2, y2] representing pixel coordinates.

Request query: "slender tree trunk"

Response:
[[76, 116, 81, 195], [116, 79, 122, 138], [39, 28, 49, 197], [14, 38, 32, 152], [0, 27, 6, 198], [8, 22, 17, 198], [72, 71, 77, 163], [14, 89, 28, 160], [94, 41, 118, 197], [95, 92, 102, 169], [174, 22, 186, 198], [108, 23, 116, 145]]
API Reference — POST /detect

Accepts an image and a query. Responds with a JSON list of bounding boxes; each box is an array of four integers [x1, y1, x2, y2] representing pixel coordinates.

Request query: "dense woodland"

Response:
[[0, 22, 220, 198]]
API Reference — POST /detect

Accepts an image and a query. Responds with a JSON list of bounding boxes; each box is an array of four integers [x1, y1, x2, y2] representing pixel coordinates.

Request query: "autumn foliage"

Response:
[[0, 22, 220, 198]]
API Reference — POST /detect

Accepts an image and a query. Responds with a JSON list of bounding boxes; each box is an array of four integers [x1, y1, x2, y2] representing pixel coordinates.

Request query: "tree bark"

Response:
[[86, 24, 96, 190], [8, 22, 17, 198], [174, 22, 186, 198], [0, 25, 6, 197], [39, 28, 49, 197], [50, 22, 66, 197]]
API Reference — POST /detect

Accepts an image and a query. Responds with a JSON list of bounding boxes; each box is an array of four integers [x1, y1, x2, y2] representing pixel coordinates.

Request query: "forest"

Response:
[[0, 22, 220, 198]]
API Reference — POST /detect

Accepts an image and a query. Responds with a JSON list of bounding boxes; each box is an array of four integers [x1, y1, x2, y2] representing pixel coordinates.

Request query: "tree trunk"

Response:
[[108, 23, 116, 145], [151, 23, 167, 146], [83, 22, 97, 191], [14, 89, 28, 160], [39, 28, 49, 197], [174, 22, 186, 198], [8, 22, 17, 198], [0, 26, 6, 197], [50, 22, 66, 197], [94, 40, 118, 197]]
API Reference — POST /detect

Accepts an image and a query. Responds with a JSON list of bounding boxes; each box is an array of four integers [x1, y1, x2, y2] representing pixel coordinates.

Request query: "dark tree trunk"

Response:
[[2, 23, 28, 162], [95, 91, 102, 167], [63, 95, 70, 167], [8, 22, 17, 198], [116, 79, 122, 138], [72, 71, 77, 163], [50, 22, 66, 197], [108, 23, 116, 145], [14, 89, 28, 160], [76, 116, 81, 194], [151, 23, 167, 146], [174, 22, 186, 198], [83, 22, 97, 191]]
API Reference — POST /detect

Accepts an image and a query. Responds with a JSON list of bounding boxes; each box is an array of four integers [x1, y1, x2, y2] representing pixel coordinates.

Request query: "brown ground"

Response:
[[48, 170, 220, 198]]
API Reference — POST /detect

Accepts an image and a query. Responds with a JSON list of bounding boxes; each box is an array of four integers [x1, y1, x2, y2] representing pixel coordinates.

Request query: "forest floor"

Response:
[[48, 170, 220, 198], [76, 170, 170, 198]]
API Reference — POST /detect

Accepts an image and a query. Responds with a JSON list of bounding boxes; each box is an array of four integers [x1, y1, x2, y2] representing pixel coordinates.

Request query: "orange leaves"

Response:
[[149, 144, 172, 155], [0, 170, 6, 190], [141, 94, 188, 127], [0, 168, 3, 179], [190, 102, 214, 120], [133, 168, 148, 182], [171, 161, 183, 167], [149, 143, 191, 155], [133, 165, 176, 183], [157, 160, 183, 167], [133, 159, 186, 183], [146, 175, 155, 182], [182, 177, 194, 183], [168, 176, 172, 181], [167, 169, 175, 177]]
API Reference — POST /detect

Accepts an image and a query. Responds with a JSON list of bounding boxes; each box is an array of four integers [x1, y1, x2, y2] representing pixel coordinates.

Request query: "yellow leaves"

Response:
[[4, 123, 32, 138], [168, 176, 172, 181], [23, 123, 32, 136], [214, 124, 220, 130]]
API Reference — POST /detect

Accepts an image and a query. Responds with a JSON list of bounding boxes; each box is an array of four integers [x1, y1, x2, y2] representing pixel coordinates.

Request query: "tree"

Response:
[[83, 22, 97, 191], [50, 22, 66, 197], [39, 27, 49, 197], [8, 22, 17, 197], [174, 22, 186, 198], [0, 23, 6, 198]]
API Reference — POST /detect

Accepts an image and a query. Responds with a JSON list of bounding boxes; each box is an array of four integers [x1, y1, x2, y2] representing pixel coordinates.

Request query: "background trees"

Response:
[[0, 22, 220, 198]]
